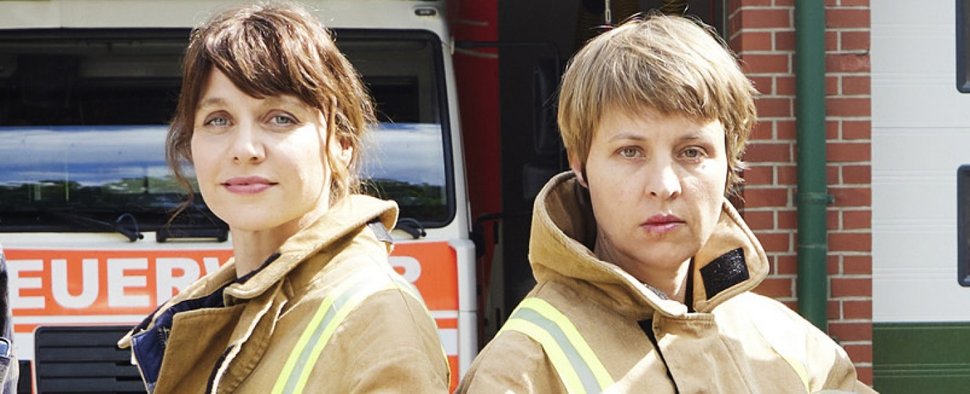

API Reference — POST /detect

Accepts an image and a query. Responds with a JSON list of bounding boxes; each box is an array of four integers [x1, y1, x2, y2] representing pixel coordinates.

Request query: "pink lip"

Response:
[[641, 214, 685, 234], [221, 176, 276, 194]]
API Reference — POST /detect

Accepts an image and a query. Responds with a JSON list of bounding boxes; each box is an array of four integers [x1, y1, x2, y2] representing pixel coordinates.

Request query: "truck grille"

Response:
[[34, 326, 145, 393]]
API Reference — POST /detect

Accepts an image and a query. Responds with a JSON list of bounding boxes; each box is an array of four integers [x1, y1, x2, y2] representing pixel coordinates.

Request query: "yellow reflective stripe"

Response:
[[748, 301, 812, 393], [389, 273, 425, 304], [500, 298, 613, 393], [780, 354, 810, 393], [272, 294, 336, 394], [503, 318, 587, 394], [518, 298, 614, 388], [271, 270, 428, 394], [295, 284, 382, 392], [272, 276, 393, 394]]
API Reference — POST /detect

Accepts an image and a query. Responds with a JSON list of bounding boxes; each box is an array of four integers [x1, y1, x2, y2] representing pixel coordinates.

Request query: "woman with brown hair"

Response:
[[118, 3, 449, 393]]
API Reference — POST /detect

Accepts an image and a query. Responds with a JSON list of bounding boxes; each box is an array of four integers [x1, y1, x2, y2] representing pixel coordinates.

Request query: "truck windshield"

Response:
[[0, 29, 452, 232]]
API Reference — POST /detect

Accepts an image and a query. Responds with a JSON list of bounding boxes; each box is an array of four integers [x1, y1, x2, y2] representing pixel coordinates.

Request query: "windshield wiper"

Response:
[[156, 203, 228, 242], [156, 225, 228, 242], [47, 211, 144, 242], [395, 217, 426, 239]]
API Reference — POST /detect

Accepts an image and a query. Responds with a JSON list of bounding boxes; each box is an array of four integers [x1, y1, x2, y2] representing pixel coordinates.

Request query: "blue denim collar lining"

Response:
[[130, 252, 280, 390]]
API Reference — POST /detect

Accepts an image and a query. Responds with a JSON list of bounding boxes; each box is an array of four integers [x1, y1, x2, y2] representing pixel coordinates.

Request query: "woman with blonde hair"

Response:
[[119, 3, 449, 392], [460, 14, 874, 393]]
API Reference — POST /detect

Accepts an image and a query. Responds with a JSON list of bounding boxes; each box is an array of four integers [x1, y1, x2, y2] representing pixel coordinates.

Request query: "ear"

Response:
[[568, 153, 588, 188], [335, 138, 354, 167]]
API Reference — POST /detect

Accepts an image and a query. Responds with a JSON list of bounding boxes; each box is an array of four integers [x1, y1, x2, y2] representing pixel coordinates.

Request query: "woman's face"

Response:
[[191, 70, 347, 233], [575, 109, 727, 281]]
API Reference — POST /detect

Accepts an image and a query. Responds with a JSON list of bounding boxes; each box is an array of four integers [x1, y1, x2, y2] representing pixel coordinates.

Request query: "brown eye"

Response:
[[619, 147, 642, 159], [679, 147, 706, 161]]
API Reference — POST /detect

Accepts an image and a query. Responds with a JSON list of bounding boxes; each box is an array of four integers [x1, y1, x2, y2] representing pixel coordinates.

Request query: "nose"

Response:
[[646, 160, 682, 200], [230, 122, 265, 164]]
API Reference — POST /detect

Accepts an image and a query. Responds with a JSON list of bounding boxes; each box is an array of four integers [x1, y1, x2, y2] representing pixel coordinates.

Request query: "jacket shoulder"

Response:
[[726, 292, 801, 318], [285, 234, 393, 301], [724, 292, 834, 346], [280, 256, 449, 392], [721, 292, 871, 392], [335, 288, 450, 391]]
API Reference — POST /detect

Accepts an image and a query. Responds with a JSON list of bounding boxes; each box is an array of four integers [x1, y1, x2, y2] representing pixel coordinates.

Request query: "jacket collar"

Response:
[[221, 194, 398, 301], [529, 172, 768, 319], [118, 195, 397, 350]]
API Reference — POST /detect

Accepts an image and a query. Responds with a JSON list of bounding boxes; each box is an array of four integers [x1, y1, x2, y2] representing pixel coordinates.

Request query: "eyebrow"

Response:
[[608, 132, 647, 142], [196, 97, 228, 111], [263, 96, 313, 113], [607, 132, 709, 142], [678, 133, 707, 142], [195, 95, 311, 113]]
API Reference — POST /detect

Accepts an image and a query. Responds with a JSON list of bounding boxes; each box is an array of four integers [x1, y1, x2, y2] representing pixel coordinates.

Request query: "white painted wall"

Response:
[[872, 0, 970, 322]]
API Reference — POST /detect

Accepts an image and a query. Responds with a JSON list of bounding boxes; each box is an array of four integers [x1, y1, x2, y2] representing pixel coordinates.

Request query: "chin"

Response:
[[642, 254, 691, 269], [222, 216, 280, 232], [638, 246, 698, 268]]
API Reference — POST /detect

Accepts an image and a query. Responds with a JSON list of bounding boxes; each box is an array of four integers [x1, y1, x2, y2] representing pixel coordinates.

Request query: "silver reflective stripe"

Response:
[[281, 277, 366, 393], [513, 308, 603, 393]]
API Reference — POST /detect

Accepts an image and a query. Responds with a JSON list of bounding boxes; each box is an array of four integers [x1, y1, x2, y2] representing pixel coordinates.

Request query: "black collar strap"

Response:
[[698, 247, 749, 300]]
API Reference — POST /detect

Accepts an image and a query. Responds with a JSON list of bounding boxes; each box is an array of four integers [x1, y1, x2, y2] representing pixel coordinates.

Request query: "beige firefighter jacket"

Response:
[[119, 195, 450, 393], [459, 172, 875, 393]]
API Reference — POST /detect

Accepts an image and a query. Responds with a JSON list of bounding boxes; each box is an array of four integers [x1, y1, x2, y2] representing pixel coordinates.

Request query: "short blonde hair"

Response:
[[167, 2, 374, 210], [558, 14, 756, 192]]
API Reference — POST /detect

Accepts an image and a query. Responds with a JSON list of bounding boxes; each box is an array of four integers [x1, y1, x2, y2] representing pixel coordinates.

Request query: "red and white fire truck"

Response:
[[0, 1, 507, 392]]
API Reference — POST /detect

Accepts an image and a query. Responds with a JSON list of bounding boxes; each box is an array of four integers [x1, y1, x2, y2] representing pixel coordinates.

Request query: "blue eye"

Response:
[[270, 114, 296, 125], [205, 116, 229, 127]]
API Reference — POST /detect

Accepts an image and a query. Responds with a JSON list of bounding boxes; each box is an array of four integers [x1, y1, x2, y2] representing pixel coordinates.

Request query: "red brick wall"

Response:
[[727, 0, 873, 384]]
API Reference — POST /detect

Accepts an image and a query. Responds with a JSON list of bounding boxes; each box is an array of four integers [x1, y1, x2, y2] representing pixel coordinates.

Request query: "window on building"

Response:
[[959, 165, 970, 286], [957, 0, 970, 92]]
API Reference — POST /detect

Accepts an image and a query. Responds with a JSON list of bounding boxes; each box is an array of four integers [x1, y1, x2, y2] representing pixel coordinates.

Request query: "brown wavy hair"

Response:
[[166, 1, 375, 215]]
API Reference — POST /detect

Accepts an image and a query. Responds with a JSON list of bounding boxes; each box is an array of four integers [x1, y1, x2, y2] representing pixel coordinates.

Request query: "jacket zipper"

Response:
[[638, 319, 681, 394]]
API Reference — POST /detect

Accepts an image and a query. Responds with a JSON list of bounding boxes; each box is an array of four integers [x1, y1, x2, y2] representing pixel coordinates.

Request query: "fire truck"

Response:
[[0, 0, 494, 392], [0, 0, 725, 392]]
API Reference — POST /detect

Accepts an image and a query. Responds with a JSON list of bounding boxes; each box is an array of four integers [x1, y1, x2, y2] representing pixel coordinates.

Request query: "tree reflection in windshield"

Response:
[[0, 124, 447, 231], [362, 123, 447, 224]]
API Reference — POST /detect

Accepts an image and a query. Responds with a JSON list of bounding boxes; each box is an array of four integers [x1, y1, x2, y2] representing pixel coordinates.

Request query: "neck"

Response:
[[229, 198, 334, 278], [593, 236, 692, 303], [230, 226, 294, 278]]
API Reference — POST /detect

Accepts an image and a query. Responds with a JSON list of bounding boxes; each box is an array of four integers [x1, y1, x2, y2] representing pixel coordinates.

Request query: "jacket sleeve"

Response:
[[777, 303, 877, 394], [809, 325, 878, 393], [458, 330, 564, 394], [743, 293, 876, 393], [321, 288, 450, 393]]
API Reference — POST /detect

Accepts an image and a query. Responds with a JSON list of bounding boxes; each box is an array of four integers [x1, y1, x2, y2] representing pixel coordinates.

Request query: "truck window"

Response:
[[0, 29, 452, 232]]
